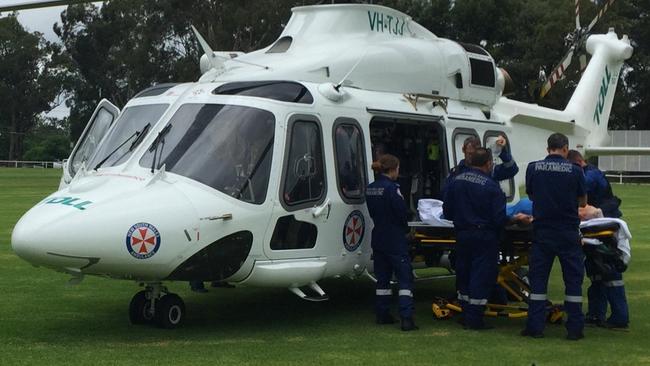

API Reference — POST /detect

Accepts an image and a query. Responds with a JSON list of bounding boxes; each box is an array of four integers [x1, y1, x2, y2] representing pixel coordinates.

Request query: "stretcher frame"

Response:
[[409, 221, 621, 322]]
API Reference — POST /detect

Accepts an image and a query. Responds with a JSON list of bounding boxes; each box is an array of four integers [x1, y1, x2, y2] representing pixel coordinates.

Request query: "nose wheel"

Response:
[[129, 283, 185, 329], [128, 290, 155, 324]]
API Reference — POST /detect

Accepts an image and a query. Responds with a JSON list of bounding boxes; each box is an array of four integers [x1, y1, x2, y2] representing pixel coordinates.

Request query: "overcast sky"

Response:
[[15, 5, 67, 43], [1, 1, 103, 43]]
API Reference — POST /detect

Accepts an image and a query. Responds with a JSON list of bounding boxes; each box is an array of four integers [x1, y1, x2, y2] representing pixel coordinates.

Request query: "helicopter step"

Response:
[[289, 281, 329, 302], [129, 283, 185, 329]]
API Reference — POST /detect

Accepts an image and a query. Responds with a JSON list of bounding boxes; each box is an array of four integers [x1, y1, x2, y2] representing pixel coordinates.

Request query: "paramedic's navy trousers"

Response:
[[374, 251, 414, 319], [526, 228, 584, 336], [455, 230, 499, 328], [588, 271, 629, 326]]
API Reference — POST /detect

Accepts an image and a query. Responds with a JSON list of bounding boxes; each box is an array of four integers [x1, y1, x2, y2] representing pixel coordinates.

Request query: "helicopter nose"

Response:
[[11, 210, 98, 271], [12, 217, 41, 264], [11, 178, 200, 276]]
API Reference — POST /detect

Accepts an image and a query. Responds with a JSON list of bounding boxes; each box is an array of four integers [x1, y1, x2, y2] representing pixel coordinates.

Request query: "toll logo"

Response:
[[126, 223, 161, 260], [343, 210, 365, 252], [593, 65, 612, 125], [43, 196, 92, 210]]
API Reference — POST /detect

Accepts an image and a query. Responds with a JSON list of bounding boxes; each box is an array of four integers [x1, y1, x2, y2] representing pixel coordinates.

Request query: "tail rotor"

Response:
[[539, 0, 617, 99]]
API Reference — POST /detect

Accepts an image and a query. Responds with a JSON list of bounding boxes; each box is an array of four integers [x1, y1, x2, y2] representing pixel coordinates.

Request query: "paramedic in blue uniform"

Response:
[[365, 154, 418, 331], [522, 133, 587, 340], [443, 135, 518, 195], [442, 135, 519, 307], [567, 150, 622, 218], [443, 147, 515, 330], [568, 150, 629, 330]]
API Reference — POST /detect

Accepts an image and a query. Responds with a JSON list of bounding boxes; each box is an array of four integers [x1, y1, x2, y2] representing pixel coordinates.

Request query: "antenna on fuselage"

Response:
[[334, 51, 368, 91], [318, 50, 369, 102]]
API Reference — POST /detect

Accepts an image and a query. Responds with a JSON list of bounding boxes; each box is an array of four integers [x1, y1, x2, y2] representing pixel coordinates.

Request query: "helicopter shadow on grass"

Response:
[[21, 274, 463, 345]]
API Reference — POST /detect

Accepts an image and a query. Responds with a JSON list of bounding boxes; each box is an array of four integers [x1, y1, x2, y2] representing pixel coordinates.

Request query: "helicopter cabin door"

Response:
[[369, 115, 447, 217], [62, 99, 120, 184], [263, 115, 334, 261], [329, 118, 370, 259]]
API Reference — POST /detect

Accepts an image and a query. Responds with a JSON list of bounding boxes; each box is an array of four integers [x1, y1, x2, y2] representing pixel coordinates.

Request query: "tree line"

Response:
[[0, 0, 648, 160]]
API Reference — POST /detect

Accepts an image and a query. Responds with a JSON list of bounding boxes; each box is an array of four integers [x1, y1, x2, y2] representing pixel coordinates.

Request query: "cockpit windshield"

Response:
[[87, 104, 169, 169], [139, 104, 275, 205]]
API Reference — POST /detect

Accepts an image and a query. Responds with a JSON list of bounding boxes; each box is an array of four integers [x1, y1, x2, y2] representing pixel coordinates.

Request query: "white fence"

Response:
[[0, 160, 63, 169], [606, 173, 650, 184]]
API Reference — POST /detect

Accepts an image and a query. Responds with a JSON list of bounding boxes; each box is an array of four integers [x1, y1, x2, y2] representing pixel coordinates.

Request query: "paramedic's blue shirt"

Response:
[[442, 148, 518, 196], [525, 154, 586, 230], [493, 148, 519, 181], [584, 164, 608, 206], [365, 174, 409, 254], [443, 168, 508, 231]]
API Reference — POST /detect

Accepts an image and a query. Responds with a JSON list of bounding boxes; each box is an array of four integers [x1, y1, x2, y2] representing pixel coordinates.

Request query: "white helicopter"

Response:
[[9, 2, 646, 328]]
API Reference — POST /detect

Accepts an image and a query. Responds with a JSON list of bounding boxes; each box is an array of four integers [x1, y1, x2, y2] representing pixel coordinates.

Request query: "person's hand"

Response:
[[495, 135, 507, 147], [579, 205, 603, 221], [513, 213, 533, 225]]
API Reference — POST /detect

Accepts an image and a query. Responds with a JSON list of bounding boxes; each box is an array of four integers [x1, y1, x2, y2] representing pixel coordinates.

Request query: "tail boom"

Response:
[[564, 29, 633, 148]]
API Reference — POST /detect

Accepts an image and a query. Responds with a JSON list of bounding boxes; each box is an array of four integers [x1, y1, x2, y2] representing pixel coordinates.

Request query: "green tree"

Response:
[[22, 118, 71, 161], [606, 0, 650, 130], [0, 15, 63, 159]]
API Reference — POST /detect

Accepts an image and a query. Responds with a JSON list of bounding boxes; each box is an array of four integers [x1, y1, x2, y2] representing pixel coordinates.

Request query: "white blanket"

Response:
[[580, 218, 632, 264], [417, 199, 454, 227]]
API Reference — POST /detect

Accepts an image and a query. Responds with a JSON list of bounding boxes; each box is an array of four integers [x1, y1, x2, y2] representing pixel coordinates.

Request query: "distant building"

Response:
[[598, 130, 650, 174]]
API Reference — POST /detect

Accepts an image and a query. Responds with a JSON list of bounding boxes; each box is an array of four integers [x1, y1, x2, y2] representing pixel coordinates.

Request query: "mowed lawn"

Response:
[[1, 168, 649, 366]]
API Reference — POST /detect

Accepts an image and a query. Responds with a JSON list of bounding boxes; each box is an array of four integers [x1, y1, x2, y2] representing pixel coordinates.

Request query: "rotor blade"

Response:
[[540, 48, 575, 98], [575, 0, 581, 30], [587, 0, 616, 32], [0, 0, 93, 12]]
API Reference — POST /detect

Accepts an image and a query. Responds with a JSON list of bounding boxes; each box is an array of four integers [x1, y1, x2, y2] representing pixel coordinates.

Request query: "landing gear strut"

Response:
[[129, 283, 185, 329]]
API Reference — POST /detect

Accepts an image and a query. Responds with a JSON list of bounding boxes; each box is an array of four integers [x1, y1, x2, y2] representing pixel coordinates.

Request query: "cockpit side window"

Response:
[[281, 119, 326, 209], [139, 104, 275, 205], [87, 104, 168, 169]]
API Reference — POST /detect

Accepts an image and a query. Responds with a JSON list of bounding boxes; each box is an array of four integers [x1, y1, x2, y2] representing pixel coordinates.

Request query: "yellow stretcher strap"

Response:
[[583, 230, 616, 238]]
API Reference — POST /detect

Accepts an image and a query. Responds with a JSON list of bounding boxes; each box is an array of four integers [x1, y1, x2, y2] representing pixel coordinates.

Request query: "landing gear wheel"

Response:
[[154, 293, 185, 329], [129, 290, 154, 325]]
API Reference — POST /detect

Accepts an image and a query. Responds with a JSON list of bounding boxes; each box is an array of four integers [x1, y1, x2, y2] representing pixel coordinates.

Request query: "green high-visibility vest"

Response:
[[427, 142, 440, 161]]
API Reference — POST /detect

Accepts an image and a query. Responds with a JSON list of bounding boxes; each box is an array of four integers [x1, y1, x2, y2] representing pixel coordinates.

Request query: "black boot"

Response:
[[401, 317, 419, 331]]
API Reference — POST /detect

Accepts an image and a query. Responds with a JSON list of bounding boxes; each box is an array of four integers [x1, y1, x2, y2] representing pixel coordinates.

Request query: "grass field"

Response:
[[1, 168, 649, 365]]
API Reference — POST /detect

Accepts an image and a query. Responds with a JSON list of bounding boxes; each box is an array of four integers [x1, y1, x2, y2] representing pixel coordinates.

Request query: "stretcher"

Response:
[[408, 220, 624, 322]]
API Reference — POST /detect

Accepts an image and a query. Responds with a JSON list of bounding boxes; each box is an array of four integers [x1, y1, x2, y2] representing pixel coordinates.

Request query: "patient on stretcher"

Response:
[[419, 197, 604, 227], [418, 198, 534, 227]]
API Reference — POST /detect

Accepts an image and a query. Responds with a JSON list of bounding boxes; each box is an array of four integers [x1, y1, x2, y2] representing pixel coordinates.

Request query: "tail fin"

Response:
[[564, 29, 632, 148]]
